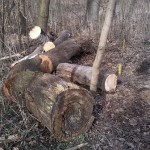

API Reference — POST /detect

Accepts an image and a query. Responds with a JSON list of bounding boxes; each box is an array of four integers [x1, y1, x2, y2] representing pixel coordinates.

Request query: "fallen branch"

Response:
[[66, 143, 88, 150], [11, 46, 43, 67], [0, 134, 21, 143], [0, 53, 24, 61]]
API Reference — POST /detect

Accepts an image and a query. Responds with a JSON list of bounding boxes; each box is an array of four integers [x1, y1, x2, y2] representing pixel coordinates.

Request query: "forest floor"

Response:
[[0, 34, 150, 150]]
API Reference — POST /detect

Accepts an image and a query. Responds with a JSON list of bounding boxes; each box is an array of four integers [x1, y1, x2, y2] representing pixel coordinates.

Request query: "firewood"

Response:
[[11, 30, 72, 67], [43, 42, 55, 52], [3, 71, 94, 141], [43, 30, 72, 51], [53, 30, 72, 46], [9, 36, 91, 78], [56, 63, 117, 92]]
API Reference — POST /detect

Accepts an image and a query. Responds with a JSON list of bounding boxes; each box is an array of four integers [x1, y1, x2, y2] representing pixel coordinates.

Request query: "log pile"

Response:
[[3, 26, 117, 141]]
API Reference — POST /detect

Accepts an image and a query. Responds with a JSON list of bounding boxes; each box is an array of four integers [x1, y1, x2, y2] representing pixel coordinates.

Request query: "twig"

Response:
[[0, 53, 22, 61], [0, 50, 26, 61], [66, 143, 88, 150], [0, 134, 21, 143]]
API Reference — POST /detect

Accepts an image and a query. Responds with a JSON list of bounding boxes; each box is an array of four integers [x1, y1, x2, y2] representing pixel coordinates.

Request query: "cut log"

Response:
[[43, 42, 55, 52], [53, 30, 72, 46], [3, 71, 94, 141], [11, 30, 72, 67], [56, 63, 117, 92], [43, 30, 72, 52], [9, 36, 91, 78]]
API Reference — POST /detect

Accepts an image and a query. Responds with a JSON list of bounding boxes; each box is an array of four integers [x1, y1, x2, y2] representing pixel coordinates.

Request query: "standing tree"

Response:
[[90, 0, 116, 91], [86, 0, 100, 29], [37, 0, 50, 32], [19, 0, 27, 35], [1, 0, 5, 50]]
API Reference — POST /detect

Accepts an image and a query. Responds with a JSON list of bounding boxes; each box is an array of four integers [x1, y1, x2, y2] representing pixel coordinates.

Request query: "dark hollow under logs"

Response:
[[3, 70, 94, 141]]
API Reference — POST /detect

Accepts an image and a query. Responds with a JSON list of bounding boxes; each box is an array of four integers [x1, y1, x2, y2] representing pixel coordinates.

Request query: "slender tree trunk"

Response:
[[37, 0, 50, 32], [86, 0, 100, 29], [1, 0, 5, 50], [90, 0, 116, 91], [19, 0, 27, 35]]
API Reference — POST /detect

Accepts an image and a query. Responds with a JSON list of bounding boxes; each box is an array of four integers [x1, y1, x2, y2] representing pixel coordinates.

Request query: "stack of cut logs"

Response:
[[3, 26, 117, 141]]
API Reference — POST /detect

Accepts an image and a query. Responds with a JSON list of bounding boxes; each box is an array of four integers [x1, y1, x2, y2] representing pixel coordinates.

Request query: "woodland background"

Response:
[[0, 0, 150, 150]]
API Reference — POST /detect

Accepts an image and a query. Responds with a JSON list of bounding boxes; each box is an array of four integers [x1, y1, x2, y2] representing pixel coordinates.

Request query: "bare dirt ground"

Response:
[[0, 36, 150, 150]]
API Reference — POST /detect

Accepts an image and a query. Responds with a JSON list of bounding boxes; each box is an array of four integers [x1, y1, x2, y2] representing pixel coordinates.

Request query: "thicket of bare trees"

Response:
[[0, 0, 149, 49]]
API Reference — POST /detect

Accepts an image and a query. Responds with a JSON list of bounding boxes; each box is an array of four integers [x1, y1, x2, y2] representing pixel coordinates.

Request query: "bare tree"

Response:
[[1, 0, 5, 50], [19, 0, 27, 35], [90, 0, 116, 91], [37, 0, 51, 32], [86, 0, 100, 28]]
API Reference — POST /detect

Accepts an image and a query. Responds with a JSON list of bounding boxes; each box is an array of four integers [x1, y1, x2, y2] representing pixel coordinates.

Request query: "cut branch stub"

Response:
[[56, 63, 117, 92], [3, 71, 94, 141]]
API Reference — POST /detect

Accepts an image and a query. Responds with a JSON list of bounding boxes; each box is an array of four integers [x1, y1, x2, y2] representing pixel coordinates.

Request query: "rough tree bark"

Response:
[[3, 71, 94, 141], [56, 63, 117, 92], [90, 0, 116, 91], [37, 0, 50, 32]]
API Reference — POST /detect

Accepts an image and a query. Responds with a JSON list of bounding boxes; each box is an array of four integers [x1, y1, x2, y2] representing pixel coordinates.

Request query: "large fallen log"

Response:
[[3, 71, 94, 141], [56, 63, 117, 92]]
